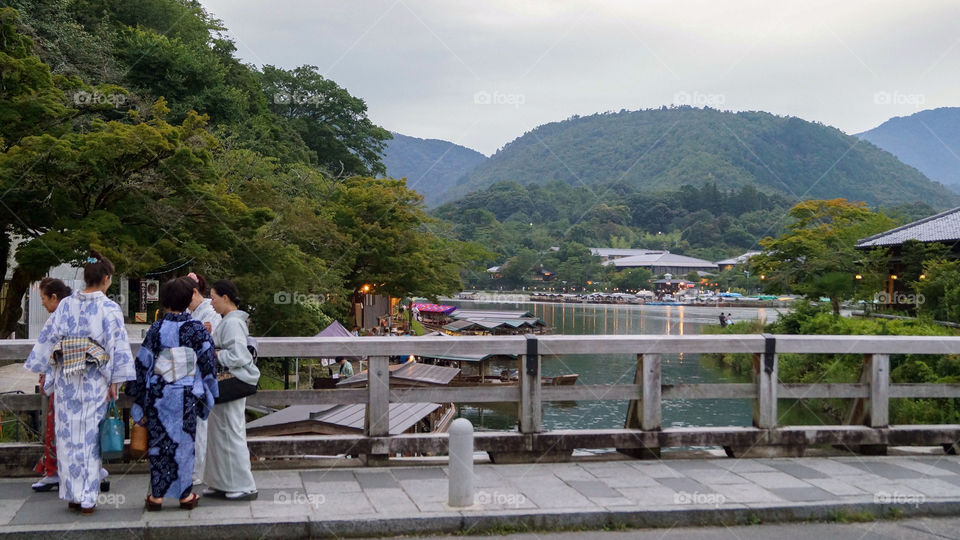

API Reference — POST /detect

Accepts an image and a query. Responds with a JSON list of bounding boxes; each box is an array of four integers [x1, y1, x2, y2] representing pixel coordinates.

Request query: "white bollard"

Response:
[[448, 418, 474, 507]]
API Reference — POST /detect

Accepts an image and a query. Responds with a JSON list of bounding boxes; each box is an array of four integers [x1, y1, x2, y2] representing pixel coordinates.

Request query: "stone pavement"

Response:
[[2, 455, 960, 538]]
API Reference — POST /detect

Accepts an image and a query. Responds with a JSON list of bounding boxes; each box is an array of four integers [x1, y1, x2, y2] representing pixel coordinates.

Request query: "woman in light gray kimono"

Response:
[[185, 272, 221, 484], [24, 251, 135, 514], [203, 280, 259, 500]]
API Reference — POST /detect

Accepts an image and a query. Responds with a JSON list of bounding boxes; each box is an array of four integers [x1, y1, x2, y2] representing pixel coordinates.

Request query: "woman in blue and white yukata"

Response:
[[126, 277, 218, 511], [24, 251, 135, 514]]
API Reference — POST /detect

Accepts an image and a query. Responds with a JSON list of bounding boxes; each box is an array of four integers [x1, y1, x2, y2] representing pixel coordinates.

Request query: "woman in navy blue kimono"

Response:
[[127, 277, 218, 510]]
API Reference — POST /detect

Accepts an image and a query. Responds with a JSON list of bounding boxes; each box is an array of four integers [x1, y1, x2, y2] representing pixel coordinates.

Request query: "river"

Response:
[[450, 300, 785, 432]]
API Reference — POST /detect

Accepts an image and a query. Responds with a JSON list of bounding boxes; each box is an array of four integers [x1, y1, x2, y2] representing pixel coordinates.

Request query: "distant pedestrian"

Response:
[[336, 356, 354, 378], [726, 313, 734, 325], [718, 313, 727, 327]]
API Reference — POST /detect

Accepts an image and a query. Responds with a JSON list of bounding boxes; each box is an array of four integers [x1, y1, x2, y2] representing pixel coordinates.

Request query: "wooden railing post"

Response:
[[519, 335, 542, 434], [364, 355, 390, 463], [620, 353, 661, 459], [869, 354, 890, 428], [845, 353, 889, 455], [642, 353, 662, 431], [753, 335, 778, 429]]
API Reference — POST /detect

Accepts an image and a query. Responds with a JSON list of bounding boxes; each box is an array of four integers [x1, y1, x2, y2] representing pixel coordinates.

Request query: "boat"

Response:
[[419, 353, 579, 387]]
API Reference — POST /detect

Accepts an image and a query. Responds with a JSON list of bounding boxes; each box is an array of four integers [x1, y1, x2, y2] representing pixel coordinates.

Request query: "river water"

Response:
[[451, 301, 784, 431]]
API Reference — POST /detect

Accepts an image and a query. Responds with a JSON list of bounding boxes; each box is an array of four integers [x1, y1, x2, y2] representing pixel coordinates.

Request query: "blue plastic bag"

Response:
[[99, 399, 124, 460]]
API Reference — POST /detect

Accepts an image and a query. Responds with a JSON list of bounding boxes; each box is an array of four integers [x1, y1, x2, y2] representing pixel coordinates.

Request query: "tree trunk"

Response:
[[831, 296, 841, 316], [0, 266, 34, 339]]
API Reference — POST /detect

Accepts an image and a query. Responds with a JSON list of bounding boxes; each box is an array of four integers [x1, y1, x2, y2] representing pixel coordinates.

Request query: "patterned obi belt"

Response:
[[154, 346, 197, 384], [54, 337, 109, 376]]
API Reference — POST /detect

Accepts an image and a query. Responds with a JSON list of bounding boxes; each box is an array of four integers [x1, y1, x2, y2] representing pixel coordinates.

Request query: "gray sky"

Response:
[[200, 0, 960, 156]]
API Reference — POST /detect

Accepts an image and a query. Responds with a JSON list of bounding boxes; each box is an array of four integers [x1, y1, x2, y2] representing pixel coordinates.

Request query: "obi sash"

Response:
[[154, 346, 197, 384], [53, 337, 109, 376]]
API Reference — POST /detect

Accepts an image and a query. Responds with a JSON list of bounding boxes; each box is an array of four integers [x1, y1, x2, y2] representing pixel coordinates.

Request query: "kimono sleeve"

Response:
[[125, 323, 159, 424], [24, 307, 60, 380], [216, 318, 253, 369], [102, 303, 135, 384], [184, 320, 218, 420]]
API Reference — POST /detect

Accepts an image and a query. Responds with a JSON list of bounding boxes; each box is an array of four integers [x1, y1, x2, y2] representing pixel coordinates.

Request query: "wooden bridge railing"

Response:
[[2, 334, 960, 465]]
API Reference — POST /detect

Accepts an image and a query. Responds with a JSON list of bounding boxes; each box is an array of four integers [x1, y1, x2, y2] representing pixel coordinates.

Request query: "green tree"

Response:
[[751, 199, 894, 315], [555, 242, 602, 291], [500, 248, 540, 289], [915, 259, 960, 323], [612, 267, 653, 291], [259, 65, 391, 176]]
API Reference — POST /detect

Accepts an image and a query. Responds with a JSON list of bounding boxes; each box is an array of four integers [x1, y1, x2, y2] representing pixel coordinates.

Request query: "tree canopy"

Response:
[[0, 4, 479, 337]]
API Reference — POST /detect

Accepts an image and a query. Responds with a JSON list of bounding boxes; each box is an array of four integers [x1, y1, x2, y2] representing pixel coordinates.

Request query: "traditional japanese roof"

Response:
[[246, 402, 441, 436], [590, 248, 667, 258], [715, 251, 761, 266], [451, 309, 534, 319], [857, 207, 960, 248], [411, 303, 458, 314], [443, 317, 545, 332], [603, 252, 718, 269], [420, 352, 518, 363], [337, 360, 461, 388]]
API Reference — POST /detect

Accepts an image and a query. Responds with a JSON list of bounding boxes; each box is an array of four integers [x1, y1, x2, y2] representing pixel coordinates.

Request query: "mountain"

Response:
[[441, 107, 957, 208], [381, 133, 487, 207], [857, 107, 960, 192]]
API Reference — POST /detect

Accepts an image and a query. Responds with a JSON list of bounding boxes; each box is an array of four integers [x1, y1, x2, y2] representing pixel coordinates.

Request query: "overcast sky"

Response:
[[200, 0, 960, 156]]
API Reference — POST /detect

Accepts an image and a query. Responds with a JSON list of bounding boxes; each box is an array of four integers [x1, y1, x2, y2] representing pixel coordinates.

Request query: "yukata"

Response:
[[204, 310, 258, 494], [186, 299, 221, 484], [126, 313, 218, 499], [24, 291, 135, 508]]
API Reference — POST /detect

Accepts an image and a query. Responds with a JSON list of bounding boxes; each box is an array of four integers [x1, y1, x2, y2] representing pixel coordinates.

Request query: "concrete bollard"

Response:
[[448, 418, 474, 507]]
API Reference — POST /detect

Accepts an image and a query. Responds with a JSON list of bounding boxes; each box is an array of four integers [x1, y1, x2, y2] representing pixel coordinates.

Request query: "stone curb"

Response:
[[2, 500, 959, 538]]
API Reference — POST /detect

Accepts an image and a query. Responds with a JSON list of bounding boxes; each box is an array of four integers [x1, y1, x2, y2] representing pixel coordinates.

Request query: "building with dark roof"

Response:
[[855, 207, 960, 309], [857, 207, 960, 249]]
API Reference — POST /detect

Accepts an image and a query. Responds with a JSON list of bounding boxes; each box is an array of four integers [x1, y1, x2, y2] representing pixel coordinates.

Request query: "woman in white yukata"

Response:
[[24, 251, 135, 514], [203, 279, 259, 501], [184, 272, 221, 485]]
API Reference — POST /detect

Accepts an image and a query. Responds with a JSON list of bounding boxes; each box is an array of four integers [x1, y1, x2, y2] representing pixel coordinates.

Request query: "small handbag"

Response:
[[99, 399, 124, 460], [214, 372, 258, 404], [129, 423, 148, 459]]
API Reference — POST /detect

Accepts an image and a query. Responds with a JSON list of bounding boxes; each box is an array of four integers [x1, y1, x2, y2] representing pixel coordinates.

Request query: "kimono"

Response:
[[204, 310, 258, 493], [24, 291, 135, 508], [186, 298, 221, 483], [126, 312, 218, 499]]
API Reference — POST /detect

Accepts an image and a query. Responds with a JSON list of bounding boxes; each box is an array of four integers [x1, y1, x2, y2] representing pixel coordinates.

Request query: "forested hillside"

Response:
[[381, 133, 487, 207], [443, 107, 957, 208], [858, 107, 960, 192]]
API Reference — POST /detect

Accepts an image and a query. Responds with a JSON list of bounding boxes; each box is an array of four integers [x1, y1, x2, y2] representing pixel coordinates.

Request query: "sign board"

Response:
[[145, 279, 159, 302]]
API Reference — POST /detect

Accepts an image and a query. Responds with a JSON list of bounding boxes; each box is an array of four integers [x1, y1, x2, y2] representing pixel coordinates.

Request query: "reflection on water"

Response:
[[452, 301, 782, 431]]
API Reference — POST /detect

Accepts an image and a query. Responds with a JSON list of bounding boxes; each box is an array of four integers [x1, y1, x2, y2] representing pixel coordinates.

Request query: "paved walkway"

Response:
[[2, 455, 960, 538]]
